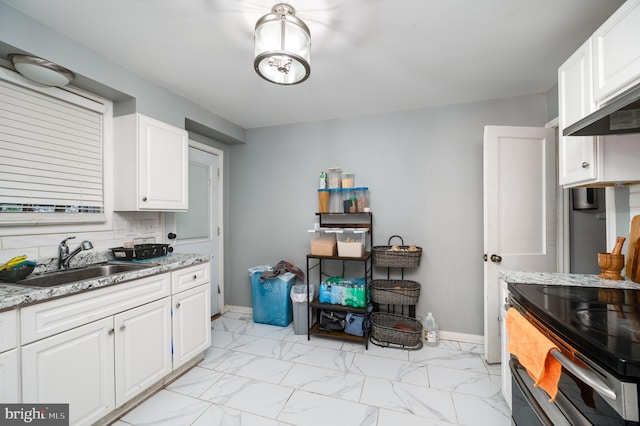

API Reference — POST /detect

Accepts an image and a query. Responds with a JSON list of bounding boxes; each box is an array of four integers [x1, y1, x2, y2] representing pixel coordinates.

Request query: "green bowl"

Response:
[[0, 265, 35, 283]]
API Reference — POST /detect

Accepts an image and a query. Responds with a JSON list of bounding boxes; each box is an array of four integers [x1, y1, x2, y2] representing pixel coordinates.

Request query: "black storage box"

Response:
[[110, 244, 170, 260]]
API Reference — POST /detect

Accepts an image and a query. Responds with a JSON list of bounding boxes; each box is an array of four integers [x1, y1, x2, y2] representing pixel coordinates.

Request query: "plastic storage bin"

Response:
[[309, 229, 337, 256], [336, 228, 368, 257], [250, 267, 296, 326]]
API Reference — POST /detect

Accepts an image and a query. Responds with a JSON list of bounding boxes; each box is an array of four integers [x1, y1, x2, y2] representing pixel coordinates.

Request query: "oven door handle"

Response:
[[551, 349, 616, 400]]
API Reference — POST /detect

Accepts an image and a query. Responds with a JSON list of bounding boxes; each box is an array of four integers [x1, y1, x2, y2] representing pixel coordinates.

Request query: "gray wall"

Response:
[[228, 94, 548, 336]]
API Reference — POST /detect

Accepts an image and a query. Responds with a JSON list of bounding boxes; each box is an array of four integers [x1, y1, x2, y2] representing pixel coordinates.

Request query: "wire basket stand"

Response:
[[369, 235, 423, 350]]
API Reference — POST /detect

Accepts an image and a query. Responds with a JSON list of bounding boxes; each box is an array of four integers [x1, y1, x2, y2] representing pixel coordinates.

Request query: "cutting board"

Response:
[[626, 215, 640, 282]]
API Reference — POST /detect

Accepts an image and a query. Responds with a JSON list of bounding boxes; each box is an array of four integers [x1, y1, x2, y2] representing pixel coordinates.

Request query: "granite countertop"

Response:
[[0, 253, 209, 311], [500, 270, 640, 290]]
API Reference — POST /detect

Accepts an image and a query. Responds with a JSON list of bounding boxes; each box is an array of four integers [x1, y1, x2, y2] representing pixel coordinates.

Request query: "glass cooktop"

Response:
[[509, 283, 640, 380]]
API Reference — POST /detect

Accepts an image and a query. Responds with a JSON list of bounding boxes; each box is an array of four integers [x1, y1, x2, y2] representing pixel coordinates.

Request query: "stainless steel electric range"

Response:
[[508, 282, 640, 425]]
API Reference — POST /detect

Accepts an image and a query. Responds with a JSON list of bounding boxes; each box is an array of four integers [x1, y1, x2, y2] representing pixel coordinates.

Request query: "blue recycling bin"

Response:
[[250, 267, 295, 327]]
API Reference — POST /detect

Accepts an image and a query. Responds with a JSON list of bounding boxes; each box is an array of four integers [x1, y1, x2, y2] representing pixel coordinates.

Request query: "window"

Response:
[[0, 69, 107, 225]]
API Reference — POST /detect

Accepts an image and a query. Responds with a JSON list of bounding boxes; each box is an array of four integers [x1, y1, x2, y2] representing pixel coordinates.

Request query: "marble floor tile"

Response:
[[436, 340, 462, 351], [191, 404, 291, 426], [198, 345, 233, 370], [458, 342, 484, 354], [409, 345, 489, 374], [277, 390, 378, 426], [282, 342, 355, 372], [451, 392, 511, 426], [376, 408, 459, 426], [343, 340, 411, 361], [280, 363, 365, 401], [427, 365, 502, 399], [220, 311, 254, 322], [215, 351, 294, 384], [285, 332, 345, 350], [212, 316, 251, 333], [226, 333, 294, 359], [360, 376, 458, 423], [128, 312, 511, 425], [211, 328, 240, 348], [199, 374, 293, 419], [120, 389, 210, 426], [350, 353, 428, 386], [166, 366, 225, 398], [242, 321, 292, 340]]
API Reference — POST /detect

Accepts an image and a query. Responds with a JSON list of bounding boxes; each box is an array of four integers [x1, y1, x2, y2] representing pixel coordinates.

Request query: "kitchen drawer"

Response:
[[171, 263, 209, 294], [0, 309, 18, 352], [21, 273, 171, 345]]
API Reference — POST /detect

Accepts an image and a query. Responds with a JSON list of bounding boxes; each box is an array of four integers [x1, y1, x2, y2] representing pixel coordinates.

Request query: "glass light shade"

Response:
[[9, 54, 75, 87], [254, 4, 311, 85]]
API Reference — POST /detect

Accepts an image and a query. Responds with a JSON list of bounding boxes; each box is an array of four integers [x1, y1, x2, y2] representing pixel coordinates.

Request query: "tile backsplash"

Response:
[[0, 212, 164, 265]]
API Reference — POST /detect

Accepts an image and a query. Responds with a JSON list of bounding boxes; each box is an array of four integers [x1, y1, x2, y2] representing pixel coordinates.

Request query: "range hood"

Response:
[[563, 83, 640, 136]]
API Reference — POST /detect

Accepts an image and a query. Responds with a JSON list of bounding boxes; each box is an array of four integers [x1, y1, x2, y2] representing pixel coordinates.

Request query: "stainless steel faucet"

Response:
[[58, 237, 94, 269]]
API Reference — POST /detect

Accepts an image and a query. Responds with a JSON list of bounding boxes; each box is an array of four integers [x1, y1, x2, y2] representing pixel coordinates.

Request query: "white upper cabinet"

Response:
[[558, 0, 640, 187], [114, 113, 189, 211], [592, 0, 640, 103], [559, 40, 598, 186]]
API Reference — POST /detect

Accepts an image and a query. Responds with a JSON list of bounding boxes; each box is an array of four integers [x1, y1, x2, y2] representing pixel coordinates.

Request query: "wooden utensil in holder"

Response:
[[599, 236, 626, 281]]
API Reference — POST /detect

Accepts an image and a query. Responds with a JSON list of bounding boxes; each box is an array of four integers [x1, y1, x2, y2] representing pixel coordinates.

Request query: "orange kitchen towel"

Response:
[[506, 307, 562, 402]]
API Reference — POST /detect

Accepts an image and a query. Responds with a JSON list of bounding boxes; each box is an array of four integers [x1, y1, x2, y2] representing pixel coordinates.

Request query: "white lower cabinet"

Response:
[[22, 317, 116, 425], [0, 308, 19, 403], [172, 284, 211, 370], [22, 298, 171, 425], [15, 263, 210, 426], [0, 348, 20, 403], [115, 297, 172, 406]]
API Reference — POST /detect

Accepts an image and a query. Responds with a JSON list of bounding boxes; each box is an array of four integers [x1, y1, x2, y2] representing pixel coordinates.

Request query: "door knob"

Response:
[[167, 233, 176, 240], [490, 254, 502, 263]]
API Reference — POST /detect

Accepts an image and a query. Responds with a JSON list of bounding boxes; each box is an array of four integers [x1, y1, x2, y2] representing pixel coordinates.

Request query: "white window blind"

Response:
[[0, 78, 105, 224]]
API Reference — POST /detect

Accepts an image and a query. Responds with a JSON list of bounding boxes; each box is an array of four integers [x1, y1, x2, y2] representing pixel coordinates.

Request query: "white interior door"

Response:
[[483, 125, 557, 363], [165, 142, 222, 316]]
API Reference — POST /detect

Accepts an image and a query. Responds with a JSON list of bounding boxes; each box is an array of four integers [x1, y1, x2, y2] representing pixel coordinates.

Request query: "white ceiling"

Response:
[[1, 0, 625, 129]]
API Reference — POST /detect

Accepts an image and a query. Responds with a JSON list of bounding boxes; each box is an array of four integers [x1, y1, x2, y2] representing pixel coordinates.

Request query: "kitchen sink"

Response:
[[16, 262, 156, 288]]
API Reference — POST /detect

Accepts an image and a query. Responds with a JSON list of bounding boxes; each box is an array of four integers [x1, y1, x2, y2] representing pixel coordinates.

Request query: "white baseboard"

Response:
[[440, 330, 484, 345]]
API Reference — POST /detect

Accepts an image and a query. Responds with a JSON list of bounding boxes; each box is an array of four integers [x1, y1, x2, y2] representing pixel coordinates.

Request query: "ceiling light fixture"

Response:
[[8, 54, 75, 87], [254, 3, 311, 85]]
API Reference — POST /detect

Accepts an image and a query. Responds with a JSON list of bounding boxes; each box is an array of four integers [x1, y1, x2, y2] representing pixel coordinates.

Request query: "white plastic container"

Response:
[[329, 188, 343, 213], [424, 312, 440, 346], [327, 167, 342, 189], [335, 228, 368, 257]]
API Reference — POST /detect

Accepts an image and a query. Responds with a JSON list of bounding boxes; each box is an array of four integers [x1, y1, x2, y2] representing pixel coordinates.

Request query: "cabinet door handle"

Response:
[[581, 161, 589, 168], [142, 196, 148, 202], [176, 302, 181, 309], [193, 274, 197, 280], [108, 329, 114, 335], [119, 325, 126, 331]]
